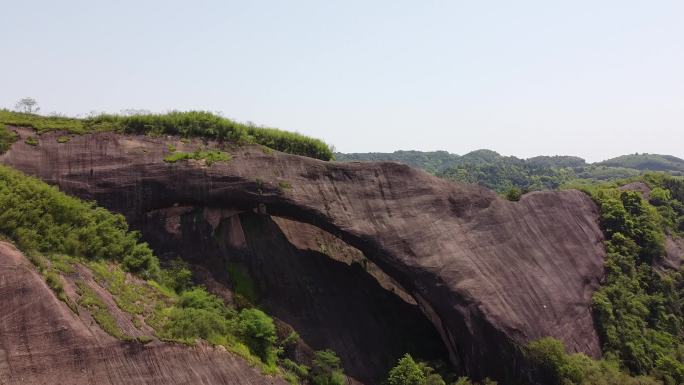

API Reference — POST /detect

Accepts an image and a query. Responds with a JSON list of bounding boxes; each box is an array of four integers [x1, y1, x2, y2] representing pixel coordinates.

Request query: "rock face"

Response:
[[138, 205, 449, 384], [0, 129, 607, 383], [0, 241, 287, 385]]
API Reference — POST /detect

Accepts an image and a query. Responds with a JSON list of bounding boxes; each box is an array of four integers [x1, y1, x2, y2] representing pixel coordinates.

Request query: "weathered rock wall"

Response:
[[1, 129, 607, 382], [0, 242, 287, 385]]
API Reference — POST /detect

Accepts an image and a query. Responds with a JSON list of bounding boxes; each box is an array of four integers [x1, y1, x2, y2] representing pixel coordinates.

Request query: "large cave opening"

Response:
[[138, 206, 451, 384]]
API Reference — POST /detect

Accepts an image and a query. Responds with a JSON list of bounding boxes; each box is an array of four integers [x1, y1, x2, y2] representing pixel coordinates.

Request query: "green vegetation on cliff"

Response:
[[163, 149, 232, 165], [0, 125, 18, 153], [527, 174, 684, 385], [0, 109, 333, 160], [0, 164, 343, 381], [587, 175, 684, 384]]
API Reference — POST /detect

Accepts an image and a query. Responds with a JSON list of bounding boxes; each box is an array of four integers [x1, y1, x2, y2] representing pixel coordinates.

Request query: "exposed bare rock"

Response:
[[662, 237, 684, 271], [272, 216, 416, 305], [619, 181, 652, 201], [1, 130, 607, 382], [0, 241, 287, 385]]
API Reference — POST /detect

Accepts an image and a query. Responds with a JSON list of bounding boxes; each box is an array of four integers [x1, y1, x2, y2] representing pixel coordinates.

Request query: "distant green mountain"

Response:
[[334, 150, 461, 174], [335, 150, 683, 193], [597, 153, 684, 173]]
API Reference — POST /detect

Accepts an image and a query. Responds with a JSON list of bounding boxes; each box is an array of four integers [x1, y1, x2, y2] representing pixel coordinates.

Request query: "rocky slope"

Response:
[[0, 128, 607, 383], [0, 241, 287, 385]]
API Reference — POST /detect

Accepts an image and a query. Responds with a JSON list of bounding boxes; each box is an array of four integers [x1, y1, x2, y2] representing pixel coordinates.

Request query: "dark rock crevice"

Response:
[[139, 204, 452, 384]]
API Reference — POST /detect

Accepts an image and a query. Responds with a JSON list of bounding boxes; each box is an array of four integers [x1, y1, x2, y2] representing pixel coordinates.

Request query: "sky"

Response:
[[1, 1, 682, 162]]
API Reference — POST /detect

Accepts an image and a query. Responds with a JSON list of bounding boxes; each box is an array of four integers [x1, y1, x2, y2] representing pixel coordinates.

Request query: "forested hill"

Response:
[[335, 150, 684, 193]]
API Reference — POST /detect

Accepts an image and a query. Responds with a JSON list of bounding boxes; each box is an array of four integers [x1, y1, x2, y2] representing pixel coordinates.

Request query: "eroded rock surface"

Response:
[[0, 242, 287, 385], [1, 130, 607, 382]]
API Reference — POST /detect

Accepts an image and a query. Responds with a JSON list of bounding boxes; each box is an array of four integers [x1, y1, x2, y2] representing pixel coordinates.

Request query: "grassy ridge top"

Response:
[[0, 109, 334, 161]]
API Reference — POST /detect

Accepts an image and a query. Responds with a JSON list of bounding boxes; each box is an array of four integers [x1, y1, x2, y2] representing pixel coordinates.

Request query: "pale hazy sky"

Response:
[[1, 1, 682, 162]]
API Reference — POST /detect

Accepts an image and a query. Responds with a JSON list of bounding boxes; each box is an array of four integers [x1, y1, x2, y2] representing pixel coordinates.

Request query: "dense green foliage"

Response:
[[336, 149, 683, 194], [0, 164, 159, 278], [310, 350, 346, 385], [0, 109, 333, 160], [438, 155, 576, 193], [386, 354, 427, 385], [526, 337, 661, 385], [588, 181, 684, 383], [385, 354, 494, 385]]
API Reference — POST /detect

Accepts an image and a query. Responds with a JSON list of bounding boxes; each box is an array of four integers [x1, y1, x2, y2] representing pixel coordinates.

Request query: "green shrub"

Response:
[[57, 136, 71, 143], [310, 349, 345, 385], [237, 308, 277, 365], [281, 358, 309, 379], [164, 306, 231, 343], [387, 354, 426, 385], [25, 136, 38, 146], [504, 187, 522, 201], [526, 337, 664, 385], [160, 258, 193, 293], [178, 287, 227, 313]]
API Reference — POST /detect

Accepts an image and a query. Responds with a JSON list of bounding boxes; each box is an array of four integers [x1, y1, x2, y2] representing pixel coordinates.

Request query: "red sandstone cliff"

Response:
[[0, 128, 607, 383]]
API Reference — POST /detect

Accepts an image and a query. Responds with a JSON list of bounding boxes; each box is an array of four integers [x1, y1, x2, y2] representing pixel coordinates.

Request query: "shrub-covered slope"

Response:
[[0, 164, 346, 385]]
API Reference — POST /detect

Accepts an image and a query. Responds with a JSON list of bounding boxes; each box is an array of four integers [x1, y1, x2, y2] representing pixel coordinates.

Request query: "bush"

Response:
[[310, 350, 345, 385], [178, 287, 227, 313], [237, 308, 277, 365], [526, 337, 663, 385], [387, 354, 426, 385], [164, 306, 231, 343], [160, 258, 193, 293], [504, 187, 522, 201]]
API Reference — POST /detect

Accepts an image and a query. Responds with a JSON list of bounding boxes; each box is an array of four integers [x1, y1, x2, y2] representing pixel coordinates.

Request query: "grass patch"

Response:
[[0, 109, 333, 160], [57, 136, 71, 143], [75, 280, 129, 340], [50, 254, 76, 274], [25, 136, 38, 146], [87, 260, 175, 333], [164, 150, 231, 166]]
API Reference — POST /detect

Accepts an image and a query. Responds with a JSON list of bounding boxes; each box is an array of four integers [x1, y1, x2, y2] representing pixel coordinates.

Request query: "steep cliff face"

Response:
[[137, 205, 448, 384], [0, 241, 287, 385], [0, 128, 607, 382]]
